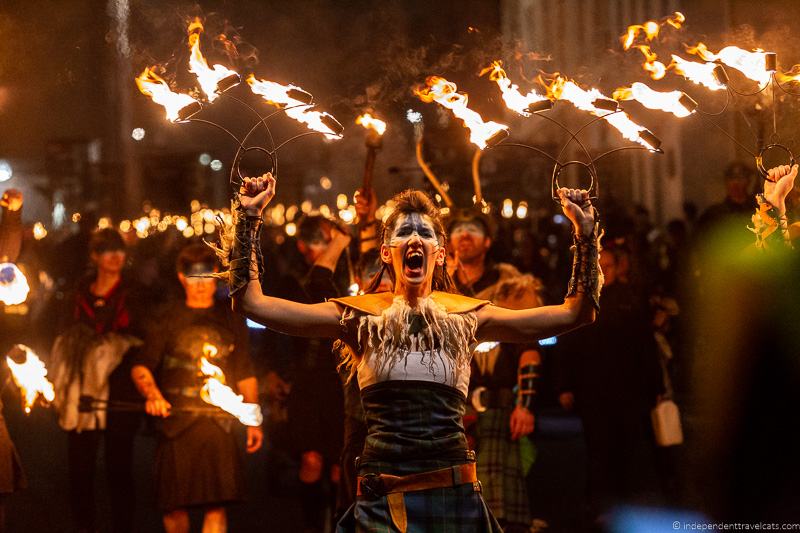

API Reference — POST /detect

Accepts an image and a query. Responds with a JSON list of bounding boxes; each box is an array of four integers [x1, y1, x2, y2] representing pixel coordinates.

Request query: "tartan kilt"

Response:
[[336, 459, 502, 533], [475, 406, 530, 524]]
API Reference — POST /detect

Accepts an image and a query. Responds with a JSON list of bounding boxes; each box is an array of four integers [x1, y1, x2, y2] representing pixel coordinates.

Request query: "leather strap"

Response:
[[357, 462, 477, 498]]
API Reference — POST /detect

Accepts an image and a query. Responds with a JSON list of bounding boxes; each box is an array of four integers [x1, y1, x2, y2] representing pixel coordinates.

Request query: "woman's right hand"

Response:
[[145, 397, 171, 418], [765, 164, 797, 215], [239, 173, 277, 217]]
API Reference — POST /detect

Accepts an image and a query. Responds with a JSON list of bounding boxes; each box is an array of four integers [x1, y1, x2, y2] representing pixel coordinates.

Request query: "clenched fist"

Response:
[[557, 188, 595, 237], [239, 173, 276, 217]]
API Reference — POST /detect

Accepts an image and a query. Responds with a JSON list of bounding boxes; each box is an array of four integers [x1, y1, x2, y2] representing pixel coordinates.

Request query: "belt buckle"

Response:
[[360, 473, 384, 500]]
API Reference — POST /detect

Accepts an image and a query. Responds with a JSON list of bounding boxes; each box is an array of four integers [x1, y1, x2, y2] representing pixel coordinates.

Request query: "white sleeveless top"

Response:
[[357, 346, 471, 396]]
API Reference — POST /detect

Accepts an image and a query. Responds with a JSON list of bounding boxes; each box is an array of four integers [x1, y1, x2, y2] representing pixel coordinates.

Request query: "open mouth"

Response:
[[403, 250, 425, 278]]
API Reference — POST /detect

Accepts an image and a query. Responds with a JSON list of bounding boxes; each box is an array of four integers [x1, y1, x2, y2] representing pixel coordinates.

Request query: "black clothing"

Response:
[[135, 301, 254, 510]]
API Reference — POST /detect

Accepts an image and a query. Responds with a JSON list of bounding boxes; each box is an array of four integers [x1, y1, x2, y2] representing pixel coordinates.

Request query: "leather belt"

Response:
[[357, 462, 478, 499]]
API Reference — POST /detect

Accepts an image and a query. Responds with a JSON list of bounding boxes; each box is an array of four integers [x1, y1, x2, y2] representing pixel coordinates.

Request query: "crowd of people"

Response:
[[0, 159, 797, 532]]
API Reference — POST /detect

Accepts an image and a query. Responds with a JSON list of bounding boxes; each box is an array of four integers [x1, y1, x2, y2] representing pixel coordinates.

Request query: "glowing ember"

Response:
[[6, 345, 55, 414], [187, 18, 240, 102], [356, 113, 387, 136], [479, 61, 549, 116], [198, 355, 263, 427], [613, 83, 695, 118], [135, 67, 201, 122], [621, 12, 685, 50], [414, 76, 509, 149], [670, 55, 727, 91], [0, 263, 30, 306], [545, 76, 658, 150], [686, 43, 773, 85], [247, 75, 343, 139]]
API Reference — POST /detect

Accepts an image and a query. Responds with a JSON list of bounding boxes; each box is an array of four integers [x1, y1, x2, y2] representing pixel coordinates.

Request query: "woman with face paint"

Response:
[[228, 174, 601, 532]]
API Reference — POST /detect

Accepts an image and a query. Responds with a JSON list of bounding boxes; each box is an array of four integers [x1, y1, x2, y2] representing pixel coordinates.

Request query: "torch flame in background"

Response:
[[414, 76, 509, 149], [198, 344, 262, 426], [6, 345, 55, 414], [0, 263, 30, 306], [187, 18, 239, 102], [135, 67, 201, 122], [776, 65, 800, 84], [670, 55, 727, 91], [686, 43, 772, 85], [356, 112, 387, 136], [247, 75, 342, 139], [632, 46, 668, 80], [544, 75, 658, 150], [621, 11, 685, 50], [613, 83, 694, 118], [479, 60, 549, 116]]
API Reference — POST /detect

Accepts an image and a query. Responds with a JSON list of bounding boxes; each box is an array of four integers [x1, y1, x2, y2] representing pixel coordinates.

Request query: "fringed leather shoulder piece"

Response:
[[330, 291, 489, 316]]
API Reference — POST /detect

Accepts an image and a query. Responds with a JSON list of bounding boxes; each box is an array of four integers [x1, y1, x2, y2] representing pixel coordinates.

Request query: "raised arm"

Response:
[[229, 174, 343, 338], [752, 164, 797, 249], [476, 188, 600, 342]]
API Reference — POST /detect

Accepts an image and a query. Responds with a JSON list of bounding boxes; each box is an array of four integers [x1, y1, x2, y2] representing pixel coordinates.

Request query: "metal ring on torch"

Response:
[[231, 146, 276, 188], [551, 160, 597, 203], [756, 143, 796, 180]]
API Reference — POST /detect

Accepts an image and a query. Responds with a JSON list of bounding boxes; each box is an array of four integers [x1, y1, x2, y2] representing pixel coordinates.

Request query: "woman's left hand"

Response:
[[510, 405, 535, 440]]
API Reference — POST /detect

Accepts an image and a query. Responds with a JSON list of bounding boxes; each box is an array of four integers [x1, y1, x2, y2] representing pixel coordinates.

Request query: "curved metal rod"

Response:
[[592, 145, 657, 164], [551, 160, 598, 202], [756, 143, 796, 180], [231, 146, 277, 187], [530, 110, 596, 167], [185, 119, 247, 151], [695, 113, 758, 157], [772, 75, 800, 97], [489, 142, 561, 165], [550, 110, 626, 179], [272, 131, 331, 153], [695, 87, 732, 117], [727, 76, 772, 97], [471, 149, 483, 204], [221, 92, 276, 151]]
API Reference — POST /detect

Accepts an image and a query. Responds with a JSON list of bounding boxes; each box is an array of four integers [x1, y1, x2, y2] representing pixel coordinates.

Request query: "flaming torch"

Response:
[[135, 67, 202, 122], [620, 11, 685, 50], [414, 76, 509, 149], [187, 18, 240, 101], [5, 345, 55, 414], [544, 75, 661, 151], [670, 55, 728, 91], [480, 61, 551, 115], [355, 112, 387, 194], [686, 43, 774, 86], [0, 263, 30, 306], [198, 343, 262, 427], [247, 75, 343, 139], [613, 83, 697, 118]]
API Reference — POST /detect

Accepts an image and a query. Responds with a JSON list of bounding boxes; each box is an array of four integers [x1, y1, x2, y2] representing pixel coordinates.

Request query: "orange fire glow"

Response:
[[621, 11, 685, 50], [247, 75, 342, 139], [633, 45, 668, 80], [613, 83, 694, 118], [198, 347, 262, 427], [6, 345, 55, 414], [0, 263, 30, 306], [545, 76, 659, 151], [686, 43, 773, 85], [135, 67, 201, 122], [414, 76, 509, 149], [670, 55, 726, 91], [479, 61, 549, 116], [356, 112, 387, 136], [187, 18, 239, 102]]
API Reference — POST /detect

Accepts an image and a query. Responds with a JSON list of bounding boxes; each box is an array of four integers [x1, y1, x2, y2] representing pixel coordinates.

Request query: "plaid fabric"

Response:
[[336, 459, 502, 533], [475, 407, 530, 524]]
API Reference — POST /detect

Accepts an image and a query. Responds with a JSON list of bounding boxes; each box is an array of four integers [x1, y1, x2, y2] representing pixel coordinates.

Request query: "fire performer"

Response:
[[130, 243, 262, 533], [50, 228, 144, 533], [447, 209, 544, 533], [229, 173, 601, 532], [750, 164, 798, 249]]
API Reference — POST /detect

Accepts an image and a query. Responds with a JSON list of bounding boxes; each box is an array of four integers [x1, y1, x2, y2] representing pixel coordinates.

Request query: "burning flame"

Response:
[[613, 83, 694, 118], [187, 18, 240, 102], [544, 76, 658, 150], [355, 113, 387, 136], [777, 65, 800, 84], [632, 46, 667, 80], [414, 76, 509, 149], [621, 11, 685, 50], [670, 55, 727, 91], [686, 43, 772, 85], [6, 345, 55, 414], [247, 75, 343, 139], [136, 67, 201, 122], [479, 61, 549, 116], [198, 354, 262, 427], [0, 263, 30, 306]]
